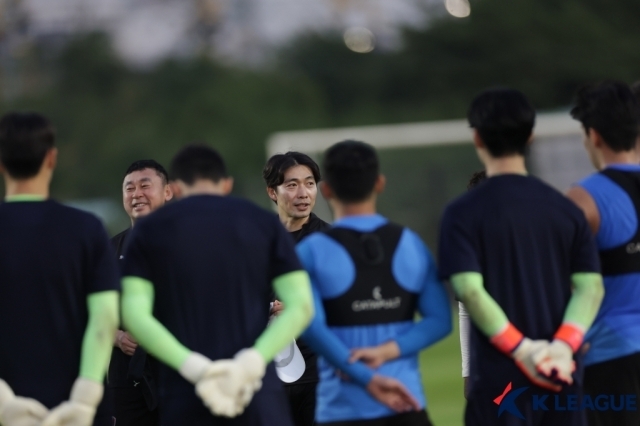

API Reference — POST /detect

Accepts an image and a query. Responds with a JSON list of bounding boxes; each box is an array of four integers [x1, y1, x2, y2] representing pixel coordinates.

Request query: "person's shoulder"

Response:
[[442, 189, 479, 218], [527, 176, 589, 220], [111, 228, 130, 244], [51, 200, 106, 230], [577, 170, 603, 187], [297, 228, 335, 251], [308, 213, 330, 231]]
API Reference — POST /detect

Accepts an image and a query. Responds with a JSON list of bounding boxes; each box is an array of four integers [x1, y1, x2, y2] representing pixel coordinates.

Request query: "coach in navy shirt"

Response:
[[439, 89, 603, 426], [263, 151, 329, 426]]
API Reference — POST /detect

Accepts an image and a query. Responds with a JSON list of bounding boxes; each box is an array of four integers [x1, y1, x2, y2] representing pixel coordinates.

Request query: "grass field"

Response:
[[419, 310, 465, 426]]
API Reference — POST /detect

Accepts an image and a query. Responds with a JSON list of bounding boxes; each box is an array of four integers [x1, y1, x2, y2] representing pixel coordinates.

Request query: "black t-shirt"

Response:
[[121, 195, 303, 401], [438, 175, 599, 390], [107, 228, 137, 388], [287, 212, 329, 386], [0, 200, 120, 408]]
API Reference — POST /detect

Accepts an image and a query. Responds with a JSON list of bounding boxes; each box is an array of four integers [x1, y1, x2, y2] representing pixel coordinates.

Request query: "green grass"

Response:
[[420, 311, 465, 426]]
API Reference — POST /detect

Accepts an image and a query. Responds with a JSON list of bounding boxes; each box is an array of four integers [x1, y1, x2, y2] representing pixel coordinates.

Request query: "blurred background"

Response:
[[1, 0, 639, 424]]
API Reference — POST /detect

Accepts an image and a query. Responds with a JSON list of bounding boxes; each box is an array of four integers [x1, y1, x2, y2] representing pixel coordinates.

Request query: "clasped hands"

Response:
[[0, 378, 102, 426], [343, 341, 421, 414], [180, 349, 266, 419], [511, 338, 575, 392]]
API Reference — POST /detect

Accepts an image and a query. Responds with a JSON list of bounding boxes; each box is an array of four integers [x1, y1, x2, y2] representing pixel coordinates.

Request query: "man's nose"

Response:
[[133, 187, 144, 198]]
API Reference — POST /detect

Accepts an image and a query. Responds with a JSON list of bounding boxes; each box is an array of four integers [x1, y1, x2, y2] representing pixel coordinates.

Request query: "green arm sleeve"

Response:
[[451, 272, 509, 337], [79, 291, 120, 382], [563, 272, 604, 329], [254, 270, 314, 362], [121, 276, 191, 370]]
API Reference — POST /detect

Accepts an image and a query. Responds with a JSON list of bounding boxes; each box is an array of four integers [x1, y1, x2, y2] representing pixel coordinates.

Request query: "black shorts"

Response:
[[284, 382, 317, 426], [584, 351, 640, 426], [317, 411, 432, 426], [108, 386, 159, 426]]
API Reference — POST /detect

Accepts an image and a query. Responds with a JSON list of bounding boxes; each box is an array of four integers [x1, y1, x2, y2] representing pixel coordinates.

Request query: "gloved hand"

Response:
[[511, 338, 561, 392], [180, 349, 266, 418], [534, 339, 575, 385], [0, 380, 48, 426], [41, 378, 103, 426]]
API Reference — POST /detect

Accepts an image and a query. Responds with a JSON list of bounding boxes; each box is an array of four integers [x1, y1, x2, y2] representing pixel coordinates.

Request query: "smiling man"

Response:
[[263, 151, 329, 240], [263, 152, 329, 426], [107, 160, 172, 426]]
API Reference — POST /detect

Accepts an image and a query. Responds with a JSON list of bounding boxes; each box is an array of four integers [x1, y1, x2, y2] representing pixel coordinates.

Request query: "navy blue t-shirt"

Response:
[[0, 199, 120, 408], [121, 195, 303, 421], [438, 175, 599, 391]]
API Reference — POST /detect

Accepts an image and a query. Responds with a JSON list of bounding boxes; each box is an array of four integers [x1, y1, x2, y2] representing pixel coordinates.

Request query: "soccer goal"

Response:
[[265, 112, 592, 248]]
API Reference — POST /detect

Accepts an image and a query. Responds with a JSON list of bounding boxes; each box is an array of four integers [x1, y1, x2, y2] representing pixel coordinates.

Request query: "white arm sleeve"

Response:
[[459, 301, 471, 377]]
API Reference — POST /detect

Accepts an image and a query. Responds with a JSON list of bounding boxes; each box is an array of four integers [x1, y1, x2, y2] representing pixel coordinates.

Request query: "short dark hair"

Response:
[[467, 170, 487, 190], [0, 112, 55, 179], [570, 81, 640, 152], [170, 144, 228, 185], [323, 140, 379, 203], [467, 88, 536, 158], [124, 159, 169, 185], [263, 151, 321, 191]]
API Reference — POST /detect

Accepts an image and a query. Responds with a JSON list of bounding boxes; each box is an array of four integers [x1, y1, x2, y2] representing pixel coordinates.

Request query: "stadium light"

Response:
[[445, 0, 471, 18], [343, 27, 375, 53]]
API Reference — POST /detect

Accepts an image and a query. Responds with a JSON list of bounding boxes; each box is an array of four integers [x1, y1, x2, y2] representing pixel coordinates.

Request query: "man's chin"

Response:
[[291, 212, 311, 219], [132, 209, 152, 219]]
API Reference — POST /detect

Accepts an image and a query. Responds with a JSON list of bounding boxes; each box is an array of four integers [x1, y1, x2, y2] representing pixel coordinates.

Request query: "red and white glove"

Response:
[[490, 323, 562, 392], [534, 323, 583, 385]]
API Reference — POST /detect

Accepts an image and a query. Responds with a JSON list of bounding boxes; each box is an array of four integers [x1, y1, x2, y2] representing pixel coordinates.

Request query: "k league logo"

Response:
[[494, 382, 528, 419], [493, 381, 638, 419]]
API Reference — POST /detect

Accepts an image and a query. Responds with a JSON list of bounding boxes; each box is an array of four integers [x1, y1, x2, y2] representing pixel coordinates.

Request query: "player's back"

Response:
[[440, 174, 598, 385], [578, 165, 640, 366], [298, 214, 440, 422], [0, 199, 118, 408], [124, 195, 294, 394]]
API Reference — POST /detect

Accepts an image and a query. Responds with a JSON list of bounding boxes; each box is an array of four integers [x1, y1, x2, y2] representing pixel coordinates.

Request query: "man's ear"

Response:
[[526, 132, 534, 146], [589, 128, 606, 148], [45, 147, 58, 170], [222, 177, 234, 195], [319, 181, 333, 200], [266, 186, 278, 203], [169, 181, 183, 199], [472, 130, 484, 149], [164, 183, 173, 201], [374, 174, 386, 194]]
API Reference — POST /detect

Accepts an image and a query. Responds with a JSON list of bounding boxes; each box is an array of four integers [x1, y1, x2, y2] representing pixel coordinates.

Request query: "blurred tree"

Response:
[[281, 0, 640, 118], [2, 34, 329, 209]]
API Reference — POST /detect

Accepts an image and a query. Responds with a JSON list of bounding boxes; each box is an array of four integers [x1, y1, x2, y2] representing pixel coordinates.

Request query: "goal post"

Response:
[[264, 111, 592, 248]]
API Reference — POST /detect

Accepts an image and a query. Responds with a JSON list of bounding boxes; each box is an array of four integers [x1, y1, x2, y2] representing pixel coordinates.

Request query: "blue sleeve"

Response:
[[302, 286, 375, 387], [395, 246, 452, 356], [297, 241, 375, 387]]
